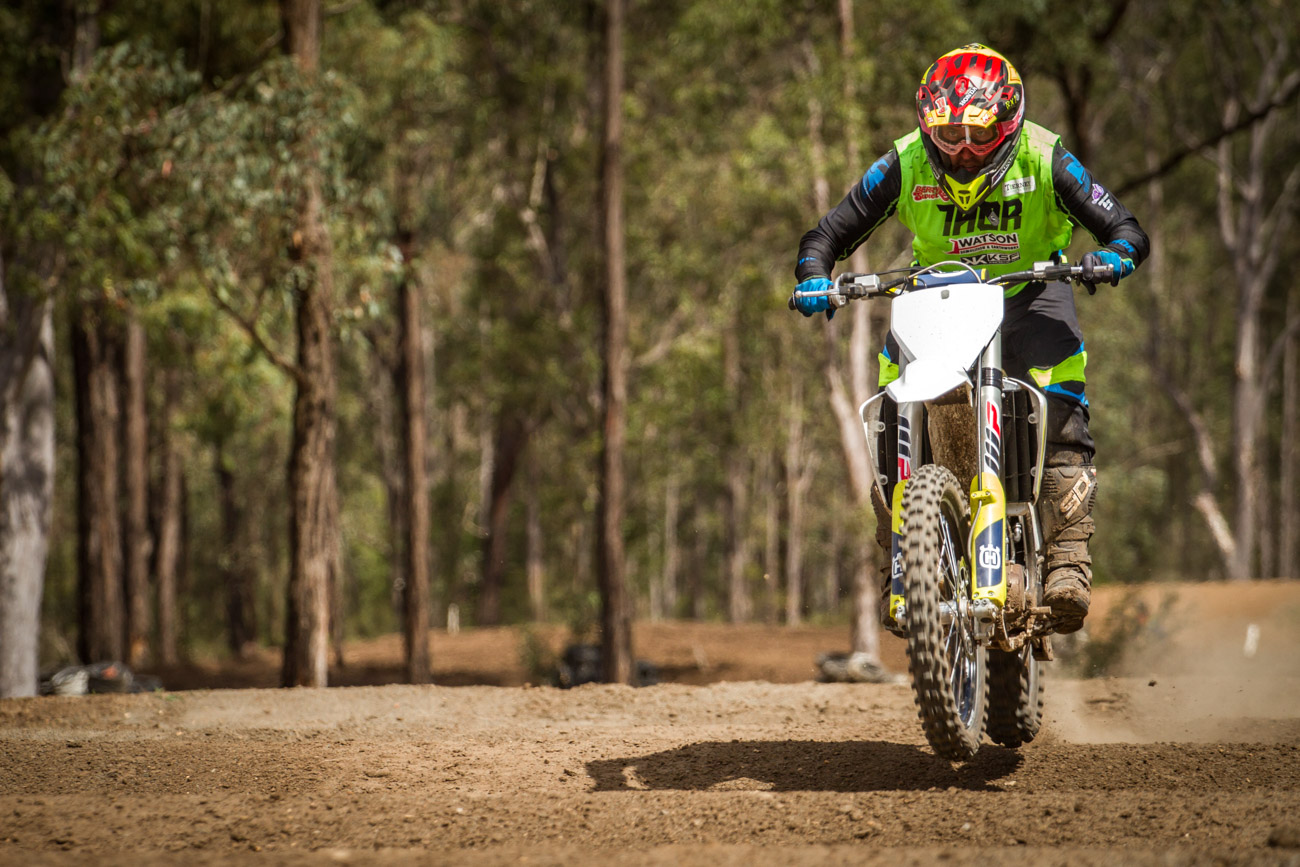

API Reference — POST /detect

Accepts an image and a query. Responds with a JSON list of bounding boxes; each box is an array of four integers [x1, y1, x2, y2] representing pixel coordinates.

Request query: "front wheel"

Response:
[[901, 465, 986, 760]]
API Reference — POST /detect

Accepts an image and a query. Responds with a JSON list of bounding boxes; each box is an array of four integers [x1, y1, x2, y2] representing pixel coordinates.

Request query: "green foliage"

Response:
[[9, 44, 197, 308]]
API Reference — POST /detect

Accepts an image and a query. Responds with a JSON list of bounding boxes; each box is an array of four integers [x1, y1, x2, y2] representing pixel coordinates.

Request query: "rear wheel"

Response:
[[986, 645, 1042, 747], [988, 525, 1044, 746], [901, 465, 986, 761]]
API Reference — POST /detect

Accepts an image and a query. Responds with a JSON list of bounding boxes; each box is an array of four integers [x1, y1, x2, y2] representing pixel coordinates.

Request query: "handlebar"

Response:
[[788, 260, 1111, 311]]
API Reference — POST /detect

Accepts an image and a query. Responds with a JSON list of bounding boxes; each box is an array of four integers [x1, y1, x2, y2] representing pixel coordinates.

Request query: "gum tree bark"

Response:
[[153, 366, 185, 665], [397, 254, 431, 683], [784, 379, 815, 626], [64, 0, 124, 666], [73, 308, 124, 663], [0, 246, 56, 697], [596, 0, 632, 684], [477, 412, 529, 627], [280, 0, 340, 687], [122, 315, 152, 667], [835, 0, 885, 664]]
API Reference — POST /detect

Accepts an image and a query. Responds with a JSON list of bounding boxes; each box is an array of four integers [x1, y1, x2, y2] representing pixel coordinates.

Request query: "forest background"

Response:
[[0, 0, 1297, 695]]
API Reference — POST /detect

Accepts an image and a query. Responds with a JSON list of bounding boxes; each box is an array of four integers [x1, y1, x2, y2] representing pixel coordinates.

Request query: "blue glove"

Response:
[[1080, 249, 1134, 288], [793, 277, 836, 319]]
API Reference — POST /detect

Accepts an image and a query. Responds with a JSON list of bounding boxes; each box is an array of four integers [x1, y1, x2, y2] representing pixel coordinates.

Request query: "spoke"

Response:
[[940, 519, 964, 592], [938, 518, 962, 600], [940, 505, 975, 716], [952, 646, 971, 715]]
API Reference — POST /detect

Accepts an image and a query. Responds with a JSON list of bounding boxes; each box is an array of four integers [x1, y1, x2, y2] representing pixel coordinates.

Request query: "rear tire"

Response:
[[901, 465, 986, 761], [986, 646, 1042, 747], [988, 519, 1044, 748]]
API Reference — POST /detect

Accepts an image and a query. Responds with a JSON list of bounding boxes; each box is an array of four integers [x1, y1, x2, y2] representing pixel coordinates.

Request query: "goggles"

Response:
[[929, 122, 1004, 157]]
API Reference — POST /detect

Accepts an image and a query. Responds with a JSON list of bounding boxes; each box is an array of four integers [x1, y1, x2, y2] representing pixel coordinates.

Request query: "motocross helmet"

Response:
[[916, 44, 1025, 211]]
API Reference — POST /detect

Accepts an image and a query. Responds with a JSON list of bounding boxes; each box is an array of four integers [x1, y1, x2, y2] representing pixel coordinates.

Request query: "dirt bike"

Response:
[[791, 260, 1110, 761]]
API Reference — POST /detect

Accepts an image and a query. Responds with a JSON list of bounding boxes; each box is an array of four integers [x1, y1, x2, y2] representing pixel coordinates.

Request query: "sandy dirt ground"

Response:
[[3, 580, 1300, 866]]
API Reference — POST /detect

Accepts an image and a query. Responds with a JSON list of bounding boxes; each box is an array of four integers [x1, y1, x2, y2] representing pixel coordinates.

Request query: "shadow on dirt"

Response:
[[586, 740, 1022, 792]]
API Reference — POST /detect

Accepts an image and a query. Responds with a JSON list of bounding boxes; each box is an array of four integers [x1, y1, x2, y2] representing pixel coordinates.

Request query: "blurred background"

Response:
[[0, 0, 1296, 693]]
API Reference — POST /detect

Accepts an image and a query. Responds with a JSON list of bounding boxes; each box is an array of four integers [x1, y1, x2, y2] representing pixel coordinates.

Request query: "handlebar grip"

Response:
[[788, 295, 797, 311]]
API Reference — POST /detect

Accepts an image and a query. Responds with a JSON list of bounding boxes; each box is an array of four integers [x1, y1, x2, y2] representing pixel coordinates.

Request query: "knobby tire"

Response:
[[986, 646, 1042, 747], [902, 464, 986, 761]]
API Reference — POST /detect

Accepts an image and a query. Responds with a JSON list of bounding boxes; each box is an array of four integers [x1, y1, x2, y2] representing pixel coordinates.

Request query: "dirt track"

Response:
[[3, 581, 1300, 865]]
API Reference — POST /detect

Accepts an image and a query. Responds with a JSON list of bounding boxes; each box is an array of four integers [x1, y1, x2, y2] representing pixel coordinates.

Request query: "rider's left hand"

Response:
[[1080, 249, 1134, 288]]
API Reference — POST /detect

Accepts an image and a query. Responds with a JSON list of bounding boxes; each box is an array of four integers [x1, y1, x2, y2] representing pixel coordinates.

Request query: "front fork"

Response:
[[889, 335, 1008, 629]]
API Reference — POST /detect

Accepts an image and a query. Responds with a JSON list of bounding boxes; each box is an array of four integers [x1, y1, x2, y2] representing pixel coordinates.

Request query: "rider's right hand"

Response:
[[793, 277, 835, 320]]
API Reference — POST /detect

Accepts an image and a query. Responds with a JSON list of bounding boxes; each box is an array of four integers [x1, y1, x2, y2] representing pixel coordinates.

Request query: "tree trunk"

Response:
[[280, 0, 338, 688], [153, 368, 184, 666], [122, 315, 151, 667], [65, 0, 123, 667], [823, 519, 842, 615], [724, 455, 751, 623], [596, 0, 632, 685], [660, 476, 679, 620], [837, 0, 883, 661], [478, 412, 529, 627], [784, 379, 812, 626], [688, 508, 706, 621], [1230, 285, 1264, 582], [0, 245, 55, 698], [73, 308, 125, 663], [1280, 289, 1298, 580], [282, 182, 338, 688], [398, 264, 431, 683], [526, 452, 546, 623], [762, 453, 780, 624]]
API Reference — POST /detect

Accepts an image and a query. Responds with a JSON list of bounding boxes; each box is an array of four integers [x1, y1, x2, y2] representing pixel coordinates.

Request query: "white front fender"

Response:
[[885, 282, 1003, 404]]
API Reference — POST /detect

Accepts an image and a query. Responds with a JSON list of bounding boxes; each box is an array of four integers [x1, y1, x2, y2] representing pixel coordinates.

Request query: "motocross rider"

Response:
[[792, 44, 1149, 635]]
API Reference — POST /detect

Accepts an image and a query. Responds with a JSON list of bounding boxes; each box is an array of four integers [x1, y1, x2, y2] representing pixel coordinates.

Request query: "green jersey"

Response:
[[892, 121, 1074, 297]]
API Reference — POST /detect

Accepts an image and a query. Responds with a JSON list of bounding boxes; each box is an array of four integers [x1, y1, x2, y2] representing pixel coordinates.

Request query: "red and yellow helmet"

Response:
[[916, 44, 1025, 211]]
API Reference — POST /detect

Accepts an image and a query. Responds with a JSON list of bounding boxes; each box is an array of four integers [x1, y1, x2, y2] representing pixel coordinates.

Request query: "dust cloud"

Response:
[[1043, 580, 1300, 744]]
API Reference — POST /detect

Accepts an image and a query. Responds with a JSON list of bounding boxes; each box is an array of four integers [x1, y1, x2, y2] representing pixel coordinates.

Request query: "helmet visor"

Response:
[[929, 122, 1005, 157]]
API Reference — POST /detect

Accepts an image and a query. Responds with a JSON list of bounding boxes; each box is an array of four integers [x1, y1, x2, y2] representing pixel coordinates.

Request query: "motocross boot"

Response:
[[1040, 460, 1097, 635], [873, 491, 906, 638]]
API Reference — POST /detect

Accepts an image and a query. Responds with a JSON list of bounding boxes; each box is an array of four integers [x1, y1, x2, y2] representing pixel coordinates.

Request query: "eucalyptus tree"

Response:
[[412, 0, 608, 631], [0, 0, 63, 696], [326, 3, 470, 681], [1099, 0, 1300, 581], [1202, 6, 1300, 581], [172, 22, 381, 684], [13, 42, 196, 670]]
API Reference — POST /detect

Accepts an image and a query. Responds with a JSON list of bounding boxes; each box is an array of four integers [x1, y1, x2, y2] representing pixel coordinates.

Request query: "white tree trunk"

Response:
[[0, 261, 55, 697]]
